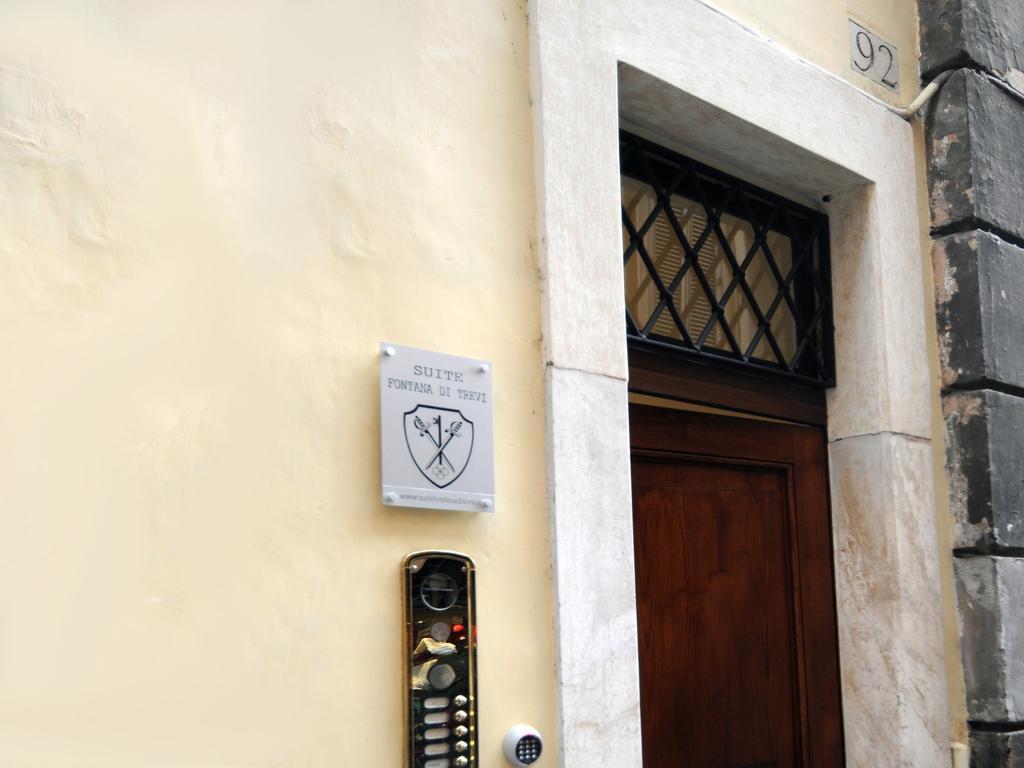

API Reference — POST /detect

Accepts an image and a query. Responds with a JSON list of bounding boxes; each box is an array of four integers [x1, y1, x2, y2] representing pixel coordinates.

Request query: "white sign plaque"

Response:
[[849, 20, 899, 92], [379, 342, 495, 512]]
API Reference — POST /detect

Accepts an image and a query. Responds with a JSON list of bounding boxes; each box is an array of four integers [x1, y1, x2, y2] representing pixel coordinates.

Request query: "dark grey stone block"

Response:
[[956, 555, 1024, 722], [920, 0, 1024, 79], [934, 231, 1024, 391], [971, 729, 1024, 767], [926, 70, 1024, 242], [944, 390, 1024, 549]]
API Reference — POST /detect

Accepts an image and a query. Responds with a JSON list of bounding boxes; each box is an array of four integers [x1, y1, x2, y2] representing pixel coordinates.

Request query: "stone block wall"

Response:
[[921, 2, 1024, 764]]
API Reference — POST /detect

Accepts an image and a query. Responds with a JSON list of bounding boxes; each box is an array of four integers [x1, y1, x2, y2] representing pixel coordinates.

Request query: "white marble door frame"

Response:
[[530, 1, 950, 766]]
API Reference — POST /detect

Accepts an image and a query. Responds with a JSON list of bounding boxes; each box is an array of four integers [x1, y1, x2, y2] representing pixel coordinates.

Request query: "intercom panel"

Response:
[[403, 551, 477, 768]]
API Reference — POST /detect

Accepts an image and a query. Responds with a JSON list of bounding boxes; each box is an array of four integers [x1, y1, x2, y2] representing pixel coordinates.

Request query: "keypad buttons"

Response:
[[503, 725, 543, 767], [516, 735, 542, 764]]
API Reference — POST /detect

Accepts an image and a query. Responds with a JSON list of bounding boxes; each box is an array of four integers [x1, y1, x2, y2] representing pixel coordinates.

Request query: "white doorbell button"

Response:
[[503, 724, 543, 766]]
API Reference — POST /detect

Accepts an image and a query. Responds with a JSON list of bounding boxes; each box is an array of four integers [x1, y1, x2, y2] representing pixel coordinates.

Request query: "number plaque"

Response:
[[849, 20, 899, 93]]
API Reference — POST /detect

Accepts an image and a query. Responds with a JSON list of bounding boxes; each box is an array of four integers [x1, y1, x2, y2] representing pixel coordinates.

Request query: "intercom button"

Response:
[[453, 758, 469, 768], [424, 760, 450, 768], [453, 694, 468, 707], [424, 697, 450, 710], [453, 725, 469, 738], [453, 710, 468, 723], [454, 741, 469, 753]]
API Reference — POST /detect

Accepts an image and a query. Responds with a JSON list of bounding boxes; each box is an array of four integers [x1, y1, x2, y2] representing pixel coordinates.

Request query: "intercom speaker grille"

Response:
[[430, 622, 452, 642], [427, 663, 457, 691]]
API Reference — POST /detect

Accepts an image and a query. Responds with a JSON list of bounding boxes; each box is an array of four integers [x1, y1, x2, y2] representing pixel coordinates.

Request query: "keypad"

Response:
[[515, 735, 542, 765]]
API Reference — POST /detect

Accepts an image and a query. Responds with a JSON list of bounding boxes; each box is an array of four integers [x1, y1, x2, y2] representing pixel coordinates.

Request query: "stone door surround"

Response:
[[530, 0, 951, 765]]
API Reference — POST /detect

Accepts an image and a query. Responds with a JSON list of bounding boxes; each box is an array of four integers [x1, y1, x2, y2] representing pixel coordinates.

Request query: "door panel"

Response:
[[630, 405, 844, 768]]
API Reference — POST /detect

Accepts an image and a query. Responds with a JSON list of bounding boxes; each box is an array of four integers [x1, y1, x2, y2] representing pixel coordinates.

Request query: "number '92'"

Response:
[[849, 21, 898, 92]]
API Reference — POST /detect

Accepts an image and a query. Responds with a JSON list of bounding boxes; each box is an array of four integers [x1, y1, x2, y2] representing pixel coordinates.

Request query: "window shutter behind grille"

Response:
[[650, 206, 721, 346], [685, 210, 721, 347], [650, 204, 684, 338]]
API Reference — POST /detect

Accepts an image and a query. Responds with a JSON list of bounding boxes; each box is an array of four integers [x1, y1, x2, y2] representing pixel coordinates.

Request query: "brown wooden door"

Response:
[[630, 404, 844, 768]]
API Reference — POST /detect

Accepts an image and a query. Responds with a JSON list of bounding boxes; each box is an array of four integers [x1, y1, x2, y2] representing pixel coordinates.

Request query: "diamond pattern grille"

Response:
[[621, 131, 835, 387]]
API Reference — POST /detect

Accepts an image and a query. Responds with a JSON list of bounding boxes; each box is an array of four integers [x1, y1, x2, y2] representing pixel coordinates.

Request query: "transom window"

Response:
[[620, 131, 835, 386]]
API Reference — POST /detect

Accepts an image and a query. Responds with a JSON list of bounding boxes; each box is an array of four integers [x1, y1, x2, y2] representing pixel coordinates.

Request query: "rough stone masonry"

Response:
[[921, 1, 1024, 764]]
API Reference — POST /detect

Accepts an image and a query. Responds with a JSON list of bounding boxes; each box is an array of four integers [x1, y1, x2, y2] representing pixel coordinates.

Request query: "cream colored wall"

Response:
[[0, 1, 553, 765], [0, 0, 966, 760], [705, 0, 921, 104]]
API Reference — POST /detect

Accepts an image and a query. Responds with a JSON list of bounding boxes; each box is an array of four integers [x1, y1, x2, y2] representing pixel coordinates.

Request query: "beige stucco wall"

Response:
[[0, 1, 553, 765], [0, 0, 964, 763], [706, 0, 921, 104]]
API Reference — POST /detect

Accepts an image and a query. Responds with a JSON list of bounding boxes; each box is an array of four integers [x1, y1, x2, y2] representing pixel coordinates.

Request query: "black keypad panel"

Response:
[[405, 552, 477, 768], [516, 735, 542, 764]]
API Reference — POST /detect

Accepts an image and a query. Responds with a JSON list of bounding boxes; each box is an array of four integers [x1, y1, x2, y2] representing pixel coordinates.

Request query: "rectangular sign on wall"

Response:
[[848, 19, 899, 92], [380, 342, 495, 512]]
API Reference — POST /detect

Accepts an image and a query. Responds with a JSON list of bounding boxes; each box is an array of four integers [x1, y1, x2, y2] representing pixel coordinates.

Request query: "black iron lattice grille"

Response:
[[621, 131, 835, 386]]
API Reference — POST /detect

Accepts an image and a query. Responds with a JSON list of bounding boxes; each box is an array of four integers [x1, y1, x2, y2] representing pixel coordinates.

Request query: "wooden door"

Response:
[[630, 404, 844, 768]]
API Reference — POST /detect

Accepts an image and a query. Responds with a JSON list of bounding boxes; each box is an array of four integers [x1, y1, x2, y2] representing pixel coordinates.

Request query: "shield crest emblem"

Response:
[[403, 405, 475, 488]]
